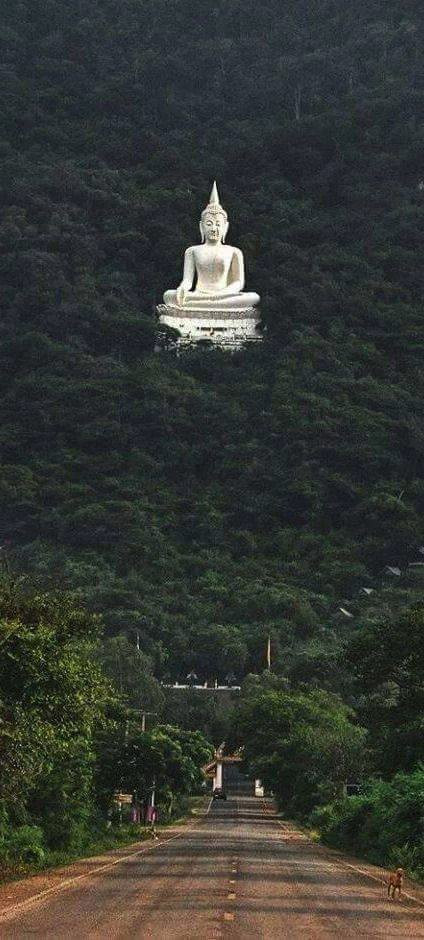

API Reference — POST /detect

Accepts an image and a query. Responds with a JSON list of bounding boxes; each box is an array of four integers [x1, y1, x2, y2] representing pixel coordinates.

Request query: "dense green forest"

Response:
[[1, 0, 423, 682]]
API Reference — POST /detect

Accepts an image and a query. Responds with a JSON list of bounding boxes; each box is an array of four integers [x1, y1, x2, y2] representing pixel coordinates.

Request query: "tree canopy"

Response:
[[237, 679, 366, 815]]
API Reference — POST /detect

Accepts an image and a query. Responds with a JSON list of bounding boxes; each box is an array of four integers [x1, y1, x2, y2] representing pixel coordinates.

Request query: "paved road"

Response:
[[1, 796, 423, 938]]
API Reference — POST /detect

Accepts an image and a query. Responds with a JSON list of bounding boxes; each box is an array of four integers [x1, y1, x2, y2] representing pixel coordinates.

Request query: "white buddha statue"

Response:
[[162, 183, 260, 312]]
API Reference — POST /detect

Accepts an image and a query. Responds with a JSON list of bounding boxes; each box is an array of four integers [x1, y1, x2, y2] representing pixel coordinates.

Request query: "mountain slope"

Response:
[[0, 0, 423, 679]]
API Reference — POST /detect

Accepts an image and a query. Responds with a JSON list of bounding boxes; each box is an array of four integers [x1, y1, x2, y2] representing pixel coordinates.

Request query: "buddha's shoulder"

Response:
[[186, 244, 210, 255], [224, 244, 242, 256]]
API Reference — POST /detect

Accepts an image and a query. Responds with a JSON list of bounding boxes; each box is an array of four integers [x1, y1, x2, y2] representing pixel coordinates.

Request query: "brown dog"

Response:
[[388, 867, 403, 900]]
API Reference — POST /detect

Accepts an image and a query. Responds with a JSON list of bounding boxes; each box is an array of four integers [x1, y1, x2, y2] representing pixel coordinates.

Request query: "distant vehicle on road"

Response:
[[212, 787, 227, 801]]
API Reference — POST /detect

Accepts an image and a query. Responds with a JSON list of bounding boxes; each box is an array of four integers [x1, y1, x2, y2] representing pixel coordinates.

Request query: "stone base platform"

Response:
[[157, 305, 262, 349]]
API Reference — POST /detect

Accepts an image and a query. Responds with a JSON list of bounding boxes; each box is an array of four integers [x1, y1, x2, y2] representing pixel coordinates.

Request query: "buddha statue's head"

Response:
[[200, 182, 229, 244]]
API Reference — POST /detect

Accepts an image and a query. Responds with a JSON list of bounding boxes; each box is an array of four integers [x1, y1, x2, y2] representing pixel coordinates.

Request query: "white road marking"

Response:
[[0, 801, 213, 924], [273, 815, 424, 909]]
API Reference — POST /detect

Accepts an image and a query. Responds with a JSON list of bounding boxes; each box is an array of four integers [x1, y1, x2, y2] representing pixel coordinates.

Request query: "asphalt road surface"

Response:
[[1, 796, 423, 938]]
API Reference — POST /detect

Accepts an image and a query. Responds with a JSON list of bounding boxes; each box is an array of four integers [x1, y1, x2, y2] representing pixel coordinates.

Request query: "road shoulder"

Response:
[[0, 797, 212, 921], [265, 803, 424, 909]]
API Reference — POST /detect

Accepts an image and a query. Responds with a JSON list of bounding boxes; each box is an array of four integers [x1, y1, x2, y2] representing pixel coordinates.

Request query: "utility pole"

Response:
[[138, 710, 157, 823], [140, 710, 156, 733], [266, 634, 271, 670]]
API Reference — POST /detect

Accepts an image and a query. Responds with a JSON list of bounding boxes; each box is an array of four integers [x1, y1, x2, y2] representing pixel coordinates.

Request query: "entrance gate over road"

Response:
[[203, 751, 255, 796], [222, 760, 254, 796]]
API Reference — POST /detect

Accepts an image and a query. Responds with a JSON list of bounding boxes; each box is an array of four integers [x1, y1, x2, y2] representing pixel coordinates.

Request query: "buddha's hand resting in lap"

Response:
[[176, 285, 187, 306]]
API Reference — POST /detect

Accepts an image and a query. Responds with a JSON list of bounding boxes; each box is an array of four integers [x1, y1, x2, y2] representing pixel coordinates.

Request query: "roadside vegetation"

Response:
[[237, 606, 424, 881], [312, 767, 424, 881], [0, 580, 212, 879]]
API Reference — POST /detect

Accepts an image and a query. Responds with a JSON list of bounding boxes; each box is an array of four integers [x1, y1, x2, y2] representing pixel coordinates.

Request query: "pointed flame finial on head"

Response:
[[209, 180, 220, 206], [201, 181, 228, 221]]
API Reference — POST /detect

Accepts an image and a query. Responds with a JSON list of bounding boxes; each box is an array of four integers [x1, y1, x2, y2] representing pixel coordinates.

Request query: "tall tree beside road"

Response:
[[0, 580, 111, 851], [237, 680, 367, 816], [95, 717, 213, 816], [0, 580, 213, 866]]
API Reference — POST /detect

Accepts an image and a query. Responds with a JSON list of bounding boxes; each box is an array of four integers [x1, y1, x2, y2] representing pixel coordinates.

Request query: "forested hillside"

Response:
[[1, 0, 424, 682]]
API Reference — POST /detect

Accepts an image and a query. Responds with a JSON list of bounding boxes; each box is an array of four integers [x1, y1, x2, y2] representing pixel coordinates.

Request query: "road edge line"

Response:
[[272, 815, 424, 910], [0, 806, 212, 924]]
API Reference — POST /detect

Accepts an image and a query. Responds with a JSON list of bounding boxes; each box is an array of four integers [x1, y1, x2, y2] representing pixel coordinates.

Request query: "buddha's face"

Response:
[[200, 212, 228, 244]]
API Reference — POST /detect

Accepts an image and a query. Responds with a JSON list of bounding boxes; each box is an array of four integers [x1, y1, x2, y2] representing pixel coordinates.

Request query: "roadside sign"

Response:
[[113, 792, 133, 804]]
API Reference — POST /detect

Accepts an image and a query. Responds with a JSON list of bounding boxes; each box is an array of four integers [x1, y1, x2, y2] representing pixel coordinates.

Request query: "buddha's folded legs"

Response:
[[163, 290, 259, 309]]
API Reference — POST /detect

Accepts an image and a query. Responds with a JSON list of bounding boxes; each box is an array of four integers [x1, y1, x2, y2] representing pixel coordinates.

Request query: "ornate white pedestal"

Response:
[[157, 304, 261, 350]]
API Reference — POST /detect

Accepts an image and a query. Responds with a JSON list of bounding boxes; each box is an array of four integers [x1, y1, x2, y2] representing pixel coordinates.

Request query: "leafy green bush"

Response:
[[312, 765, 424, 879], [7, 826, 46, 865]]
